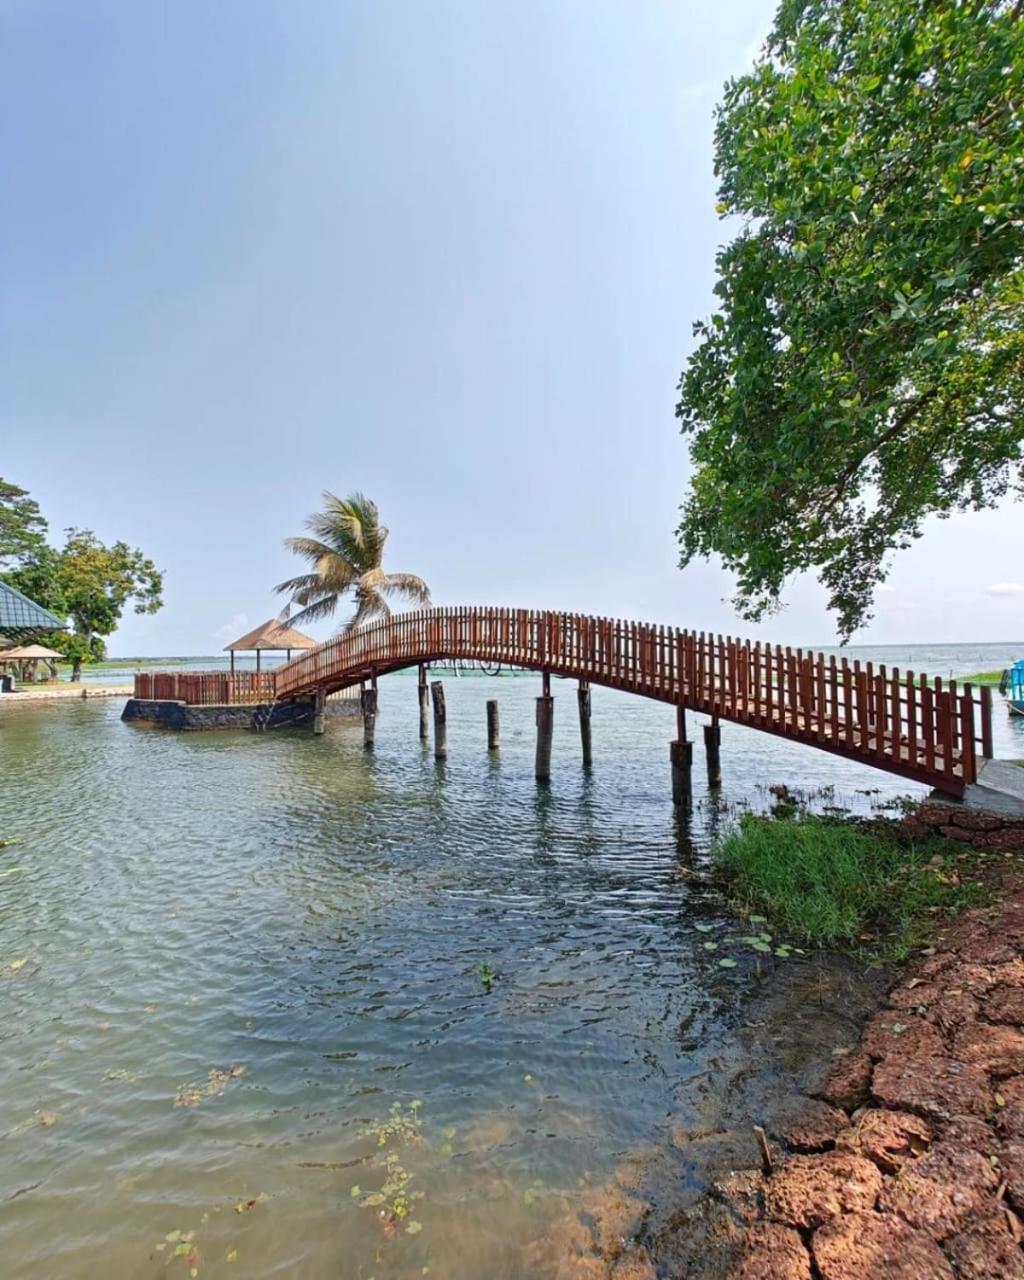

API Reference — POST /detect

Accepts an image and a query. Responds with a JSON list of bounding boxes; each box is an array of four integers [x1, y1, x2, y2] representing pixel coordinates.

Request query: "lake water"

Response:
[[2, 644, 1023, 1279]]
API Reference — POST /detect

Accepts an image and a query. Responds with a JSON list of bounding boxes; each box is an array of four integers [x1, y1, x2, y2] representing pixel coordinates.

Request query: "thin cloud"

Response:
[[986, 583, 1024, 597], [214, 612, 249, 639]]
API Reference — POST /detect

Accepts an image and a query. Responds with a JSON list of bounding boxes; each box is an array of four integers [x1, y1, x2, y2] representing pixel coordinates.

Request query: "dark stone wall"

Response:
[[904, 799, 1024, 851], [121, 697, 360, 731]]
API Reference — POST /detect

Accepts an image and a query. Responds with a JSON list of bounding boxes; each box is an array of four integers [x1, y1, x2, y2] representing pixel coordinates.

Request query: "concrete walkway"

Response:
[[964, 759, 1024, 819], [1, 684, 132, 702]]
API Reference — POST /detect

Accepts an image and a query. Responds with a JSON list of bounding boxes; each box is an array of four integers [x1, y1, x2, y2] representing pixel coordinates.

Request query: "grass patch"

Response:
[[959, 669, 1006, 686], [715, 814, 983, 957]]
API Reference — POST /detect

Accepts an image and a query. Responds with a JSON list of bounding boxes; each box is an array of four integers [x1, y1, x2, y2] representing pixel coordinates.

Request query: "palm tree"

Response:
[[275, 492, 430, 631]]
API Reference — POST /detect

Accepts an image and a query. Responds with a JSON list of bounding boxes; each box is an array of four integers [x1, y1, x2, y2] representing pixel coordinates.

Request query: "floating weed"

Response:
[[477, 961, 497, 992], [154, 1227, 202, 1277], [174, 1066, 246, 1108], [702, 941, 718, 951], [233, 1192, 268, 1214], [106, 1068, 137, 1083], [354, 1101, 428, 1239], [4, 958, 29, 975], [523, 1178, 545, 1207], [694, 923, 716, 933], [717, 958, 737, 969]]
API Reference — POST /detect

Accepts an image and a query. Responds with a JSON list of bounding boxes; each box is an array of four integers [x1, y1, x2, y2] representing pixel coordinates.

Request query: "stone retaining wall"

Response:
[[903, 800, 1024, 852], [121, 697, 360, 731]]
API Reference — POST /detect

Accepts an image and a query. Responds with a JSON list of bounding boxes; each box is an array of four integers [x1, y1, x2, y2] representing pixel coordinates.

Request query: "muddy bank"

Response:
[[522, 945, 895, 1279], [527, 859, 1024, 1279], [707, 868, 1024, 1279]]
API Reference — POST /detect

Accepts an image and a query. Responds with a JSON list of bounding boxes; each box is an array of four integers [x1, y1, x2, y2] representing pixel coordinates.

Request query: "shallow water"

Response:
[[2, 654, 1023, 1279]]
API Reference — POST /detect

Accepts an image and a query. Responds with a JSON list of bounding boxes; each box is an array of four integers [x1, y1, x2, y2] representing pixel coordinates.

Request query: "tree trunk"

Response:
[[71, 657, 82, 682]]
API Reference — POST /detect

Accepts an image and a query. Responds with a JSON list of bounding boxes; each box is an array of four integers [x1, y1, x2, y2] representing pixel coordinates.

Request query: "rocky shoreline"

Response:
[[726, 869, 1024, 1280]]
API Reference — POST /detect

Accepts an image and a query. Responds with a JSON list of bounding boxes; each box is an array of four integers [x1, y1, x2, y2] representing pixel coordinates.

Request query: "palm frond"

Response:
[[343, 586, 391, 633], [274, 572, 324, 596], [283, 536, 337, 565], [285, 593, 342, 627], [378, 572, 431, 604]]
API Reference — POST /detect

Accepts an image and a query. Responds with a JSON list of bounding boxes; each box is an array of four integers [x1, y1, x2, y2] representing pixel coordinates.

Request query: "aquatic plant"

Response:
[[715, 814, 983, 953], [174, 1065, 246, 1108], [477, 960, 497, 992], [352, 1101, 426, 1236]]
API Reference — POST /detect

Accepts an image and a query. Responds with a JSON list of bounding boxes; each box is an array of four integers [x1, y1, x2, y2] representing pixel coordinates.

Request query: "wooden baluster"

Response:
[[960, 685, 976, 783], [890, 667, 901, 762], [981, 686, 994, 762], [816, 655, 827, 742], [873, 671, 887, 759], [948, 679, 959, 753], [906, 672, 917, 767]]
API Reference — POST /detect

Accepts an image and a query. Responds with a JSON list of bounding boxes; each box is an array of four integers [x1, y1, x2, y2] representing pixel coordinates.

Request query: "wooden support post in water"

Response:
[[704, 714, 722, 787], [418, 665, 429, 741], [486, 699, 500, 750], [671, 705, 693, 807], [577, 680, 592, 767], [361, 686, 378, 749], [536, 672, 554, 782], [313, 686, 326, 736], [431, 680, 447, 759]]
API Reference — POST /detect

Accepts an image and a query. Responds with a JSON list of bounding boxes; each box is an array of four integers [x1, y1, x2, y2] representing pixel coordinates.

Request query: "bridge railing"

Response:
[[273, 607, 993, 792], [133, 671, 276, 705]]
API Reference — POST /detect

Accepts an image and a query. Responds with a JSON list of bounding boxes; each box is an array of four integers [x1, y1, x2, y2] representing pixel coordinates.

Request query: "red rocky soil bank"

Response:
[[729, 884, 1024, 1280]]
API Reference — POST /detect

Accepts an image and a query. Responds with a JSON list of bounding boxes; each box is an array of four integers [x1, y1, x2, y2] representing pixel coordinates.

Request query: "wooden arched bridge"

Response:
[[134, 607, 993, 797]]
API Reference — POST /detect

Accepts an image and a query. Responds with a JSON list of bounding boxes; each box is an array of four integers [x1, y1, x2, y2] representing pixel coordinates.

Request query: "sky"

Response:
[[2, 0, 1021, 656]]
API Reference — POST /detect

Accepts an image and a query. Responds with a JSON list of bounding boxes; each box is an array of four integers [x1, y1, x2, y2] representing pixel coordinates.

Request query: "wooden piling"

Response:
[[672, 706, 692, 806], [670, 739, 693, 807], [535, 678, 554, 782], [361, 686, 378, 749], [486, 699, 500, 750], [704, 716, 721, 787], [312, 686, 326, 736], [577, 681, 592, 767], [431, 680, 447, 759], [418, 665, 429, 740]]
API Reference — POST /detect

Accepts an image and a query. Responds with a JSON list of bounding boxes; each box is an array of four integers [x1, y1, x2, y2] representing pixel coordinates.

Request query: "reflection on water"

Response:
[[1, 659, 1023, 1278]]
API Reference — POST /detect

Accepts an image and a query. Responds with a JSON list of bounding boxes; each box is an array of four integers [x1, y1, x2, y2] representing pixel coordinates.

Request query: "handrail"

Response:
[[272, 607, 992, 796], [133, 671, 276, 705]]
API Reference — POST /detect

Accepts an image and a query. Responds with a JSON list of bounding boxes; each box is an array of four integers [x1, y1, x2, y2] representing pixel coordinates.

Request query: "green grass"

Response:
[[715, 814, 982, 956], [959, 669, 1006, 686]]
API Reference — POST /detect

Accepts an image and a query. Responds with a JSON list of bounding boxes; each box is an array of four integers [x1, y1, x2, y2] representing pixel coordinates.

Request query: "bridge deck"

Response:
[[273, 607, 992, 796]]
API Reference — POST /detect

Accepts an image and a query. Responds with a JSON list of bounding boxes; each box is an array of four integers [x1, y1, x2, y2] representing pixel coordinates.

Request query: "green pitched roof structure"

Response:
[[0, 580, 66, 637]]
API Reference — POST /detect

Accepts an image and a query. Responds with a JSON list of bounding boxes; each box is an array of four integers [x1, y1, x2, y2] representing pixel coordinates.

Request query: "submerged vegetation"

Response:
[[714, 813, 982, 956]]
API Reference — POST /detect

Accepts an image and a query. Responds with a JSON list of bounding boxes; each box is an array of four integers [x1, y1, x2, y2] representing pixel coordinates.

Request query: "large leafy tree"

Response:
[[0, 477, 48, 569], [41, 529, 163, 680], [276, 492, 430, 629], [0, 479, 164, 675], [677, 0, 1024, 638]]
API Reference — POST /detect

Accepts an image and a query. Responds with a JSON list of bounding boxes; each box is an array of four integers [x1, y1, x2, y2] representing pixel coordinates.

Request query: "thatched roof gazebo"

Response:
[[224, 618, 317, 672], [0, 642, 63, 682]]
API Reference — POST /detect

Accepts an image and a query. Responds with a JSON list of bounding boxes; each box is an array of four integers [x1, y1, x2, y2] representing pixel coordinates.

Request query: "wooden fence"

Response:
[[133, 671, 276, 705], [272, 607, 992, 795]]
